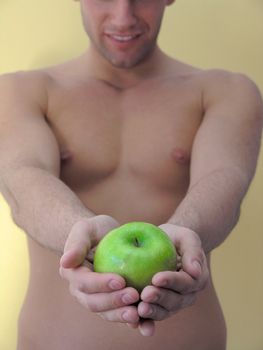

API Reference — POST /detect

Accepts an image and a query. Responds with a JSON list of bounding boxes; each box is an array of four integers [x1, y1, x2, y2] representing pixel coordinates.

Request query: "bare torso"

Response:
[[17, 56, 226, 350]]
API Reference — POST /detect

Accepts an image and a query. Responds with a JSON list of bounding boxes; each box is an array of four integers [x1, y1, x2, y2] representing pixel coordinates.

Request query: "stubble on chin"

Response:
[[98, 40, 157, 69]]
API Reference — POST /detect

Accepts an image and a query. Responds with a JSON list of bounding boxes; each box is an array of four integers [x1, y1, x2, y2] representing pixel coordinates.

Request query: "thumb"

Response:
[[60, 219, 93, 269], [159, 224, 204, 279], [175, 229, 204, 280]]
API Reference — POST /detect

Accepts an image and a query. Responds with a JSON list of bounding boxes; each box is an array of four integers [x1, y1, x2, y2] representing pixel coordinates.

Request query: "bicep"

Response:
[[189, 74, 263, 188], [0, 73, 60, 178]]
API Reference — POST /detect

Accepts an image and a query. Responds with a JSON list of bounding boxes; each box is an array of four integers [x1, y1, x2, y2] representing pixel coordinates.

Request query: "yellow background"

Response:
[[0, 0, 262, 349]]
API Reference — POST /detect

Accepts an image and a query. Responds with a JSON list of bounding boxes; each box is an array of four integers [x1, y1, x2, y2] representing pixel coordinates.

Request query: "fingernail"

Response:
[[109, 280, 123, 290], [193, 261, 202, 275], [60, 252, 71, 268], [156, 279, 167, 287], [60, 251, 68, 262], [140, 326, 154, 337], [122, 294, 134, 304], [144, 306, 153, 317], [122, 311, 133, 322]]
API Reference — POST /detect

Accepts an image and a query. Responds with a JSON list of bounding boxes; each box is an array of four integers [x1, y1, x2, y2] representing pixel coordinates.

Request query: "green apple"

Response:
[[93, 222, 177, 292]]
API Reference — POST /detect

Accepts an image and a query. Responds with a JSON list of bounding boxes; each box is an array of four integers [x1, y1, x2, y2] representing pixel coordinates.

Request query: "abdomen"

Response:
[[17, 238, 226, 350]]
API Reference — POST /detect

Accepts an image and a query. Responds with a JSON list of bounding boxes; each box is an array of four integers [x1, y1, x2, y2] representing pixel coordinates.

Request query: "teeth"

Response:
[[111, 35, 135, 42]]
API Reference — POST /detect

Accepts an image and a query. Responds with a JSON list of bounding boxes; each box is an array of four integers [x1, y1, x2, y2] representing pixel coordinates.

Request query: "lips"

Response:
[[111, 35, 137, 42], [104, 32, 142, 43]]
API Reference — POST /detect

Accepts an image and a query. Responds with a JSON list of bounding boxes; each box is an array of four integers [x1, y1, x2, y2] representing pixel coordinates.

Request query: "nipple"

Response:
[[60, 149, 72, 162], [171, 147, 190, 165]]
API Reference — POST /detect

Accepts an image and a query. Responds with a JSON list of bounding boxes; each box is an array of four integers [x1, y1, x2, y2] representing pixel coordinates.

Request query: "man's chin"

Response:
[[100, 53, 139, 69], [101, 46, 153, 69]]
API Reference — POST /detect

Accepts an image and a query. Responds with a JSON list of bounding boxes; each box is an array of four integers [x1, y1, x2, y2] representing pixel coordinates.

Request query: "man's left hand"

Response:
[[133, 224, 209, 336]]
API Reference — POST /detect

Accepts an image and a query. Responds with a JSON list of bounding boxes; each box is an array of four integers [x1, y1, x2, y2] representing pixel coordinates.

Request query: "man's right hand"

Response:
[[59, 215, 140, 325]]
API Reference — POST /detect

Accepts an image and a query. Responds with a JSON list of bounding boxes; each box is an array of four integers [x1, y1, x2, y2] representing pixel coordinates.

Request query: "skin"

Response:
[[78, 0, 173, 69], [0, 0, 262, 349]]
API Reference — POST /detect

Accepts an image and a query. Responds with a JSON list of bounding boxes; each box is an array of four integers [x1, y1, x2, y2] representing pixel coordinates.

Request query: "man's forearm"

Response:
[[0, 166, 95, 254], [167, 167, 251, 254]]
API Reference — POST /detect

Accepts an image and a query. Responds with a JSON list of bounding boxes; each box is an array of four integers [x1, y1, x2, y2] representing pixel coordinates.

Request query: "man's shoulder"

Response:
[[167, 60, 261, 103], [194, 68, 262, 106], [198, 68, 259, 93], [0, 69, 51, 101], [194, 68, 263, 124], [0, 68, 53, 88], [166, 59, 258, 91]]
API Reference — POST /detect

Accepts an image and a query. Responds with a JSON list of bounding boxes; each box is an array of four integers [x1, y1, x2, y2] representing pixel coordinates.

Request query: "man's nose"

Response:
[[111, 0, 137, 29]]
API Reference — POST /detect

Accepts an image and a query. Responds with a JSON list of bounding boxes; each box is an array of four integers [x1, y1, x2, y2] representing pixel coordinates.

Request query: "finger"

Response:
[[60, 249, 87, 269], [61, 219, 94, 268], [61, 216, 119, 269], [60, 267, 126, 294], [99, 306, 140, 324], [138, 301, 169, 321], [159, 224, 206, 279], [86, 247, 96, 263], [152, 270, 199, 294], [176, 254, 182, 270], [138, 319, 155, 337], [77, 294, 139, 323], [141, 285, 197, 312], [181, 249, 206, 281], [153, 268, 208, 295], [93, 215, 120, 239], [126, 322, 139, 329], [77, 271, 127, 294], [71, 287, 139, 313]]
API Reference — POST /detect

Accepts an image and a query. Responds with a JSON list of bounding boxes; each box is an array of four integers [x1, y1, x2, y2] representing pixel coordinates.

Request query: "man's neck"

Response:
[[79, 45, 170, 90]]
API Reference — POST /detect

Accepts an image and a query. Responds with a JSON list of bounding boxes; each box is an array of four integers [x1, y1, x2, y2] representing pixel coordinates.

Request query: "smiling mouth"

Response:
[[105, 33, 142, 43]]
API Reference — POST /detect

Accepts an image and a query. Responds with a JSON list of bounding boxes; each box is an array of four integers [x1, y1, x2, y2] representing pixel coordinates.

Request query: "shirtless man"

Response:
[[0, 0, 262, 349]]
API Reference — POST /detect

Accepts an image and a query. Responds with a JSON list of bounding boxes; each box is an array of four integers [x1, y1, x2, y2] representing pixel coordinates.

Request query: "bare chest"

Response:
[[46, 78, 203, 191]]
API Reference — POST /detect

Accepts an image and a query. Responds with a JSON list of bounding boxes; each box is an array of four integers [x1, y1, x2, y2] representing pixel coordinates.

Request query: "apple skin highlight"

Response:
[[94, 222, 177, 292]]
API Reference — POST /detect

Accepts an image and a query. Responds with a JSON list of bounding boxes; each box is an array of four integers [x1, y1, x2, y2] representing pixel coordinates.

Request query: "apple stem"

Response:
[[134, 237, 140, 247]]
